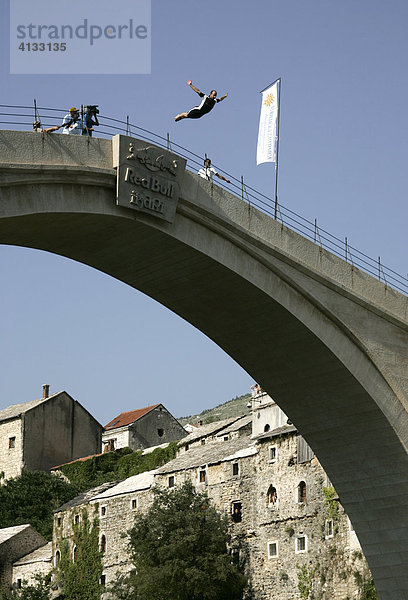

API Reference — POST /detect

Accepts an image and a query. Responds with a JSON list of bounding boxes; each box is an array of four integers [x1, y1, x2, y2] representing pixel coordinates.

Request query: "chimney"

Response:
[[42, 384, 50, 399]]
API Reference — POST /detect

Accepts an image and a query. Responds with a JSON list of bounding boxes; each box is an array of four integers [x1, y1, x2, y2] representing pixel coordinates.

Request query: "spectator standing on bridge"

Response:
[[82, 105, 99, 137], [44, 107, 82, 134], [198, 158, 230, 183], [174, 80, 228, 122]]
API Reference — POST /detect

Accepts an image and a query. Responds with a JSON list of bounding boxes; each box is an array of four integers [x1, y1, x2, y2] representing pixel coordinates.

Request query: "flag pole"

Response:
[[274, 78, 281, 219]]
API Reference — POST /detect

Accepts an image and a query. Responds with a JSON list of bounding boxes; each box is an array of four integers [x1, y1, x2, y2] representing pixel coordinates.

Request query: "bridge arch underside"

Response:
[[1, 181, 407, 597]]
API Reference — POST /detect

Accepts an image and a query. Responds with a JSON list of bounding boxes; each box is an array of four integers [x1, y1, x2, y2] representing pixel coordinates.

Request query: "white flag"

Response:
[[256, 81, 279, 165]]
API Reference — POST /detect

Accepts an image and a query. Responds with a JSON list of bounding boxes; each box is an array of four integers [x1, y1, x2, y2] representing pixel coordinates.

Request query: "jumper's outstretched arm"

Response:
[[187, 80, 201, 95]]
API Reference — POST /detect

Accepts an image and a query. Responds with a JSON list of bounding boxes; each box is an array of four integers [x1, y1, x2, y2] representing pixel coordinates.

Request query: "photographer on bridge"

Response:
[[44, 107, 82, 135], [82, 105, 99, 137]]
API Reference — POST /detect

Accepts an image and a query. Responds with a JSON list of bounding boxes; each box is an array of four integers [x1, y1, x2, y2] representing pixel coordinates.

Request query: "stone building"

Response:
[[49, 394, 374, 599], [12, 542, 52, 589], [102, 403, 187, 452], [0, 386, 103, 481], [0, 525, 47, 590]]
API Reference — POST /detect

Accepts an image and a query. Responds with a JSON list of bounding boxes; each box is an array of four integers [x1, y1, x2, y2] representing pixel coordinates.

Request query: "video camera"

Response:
[[84, 105, 99, 115]]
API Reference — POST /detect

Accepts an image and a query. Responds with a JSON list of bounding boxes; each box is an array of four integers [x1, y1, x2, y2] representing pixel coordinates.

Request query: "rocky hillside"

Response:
[[178, 393, 251, 426]]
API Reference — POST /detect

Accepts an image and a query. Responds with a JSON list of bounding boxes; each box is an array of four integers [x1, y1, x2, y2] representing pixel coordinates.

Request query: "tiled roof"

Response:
[[90, 469, 157, 501], [104, 404, 160, 430], [180, 416, 245, 445], [252, 424, 297, 441], [157, 435, 257, 474], [0, 524, 32, 544], [55, 482, 118, 512], [214, 414, 252, 436], [13, 541, 52, 565], [51, 453, 104, 470], [0, 392, 62, 423]]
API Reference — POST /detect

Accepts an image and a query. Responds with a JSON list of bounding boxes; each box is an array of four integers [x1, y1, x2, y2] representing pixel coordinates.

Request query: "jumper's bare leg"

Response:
[[174, 112, 188, 122]]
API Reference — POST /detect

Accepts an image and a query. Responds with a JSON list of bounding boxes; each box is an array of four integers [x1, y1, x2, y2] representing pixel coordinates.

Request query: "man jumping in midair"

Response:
[[174, 80, 228, 122]]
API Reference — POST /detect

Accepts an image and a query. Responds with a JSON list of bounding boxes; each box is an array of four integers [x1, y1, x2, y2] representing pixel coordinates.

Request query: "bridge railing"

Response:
[[0, 103, 407, 296]]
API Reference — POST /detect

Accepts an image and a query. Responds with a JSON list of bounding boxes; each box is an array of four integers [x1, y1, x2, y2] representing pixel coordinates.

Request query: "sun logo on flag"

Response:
[[264, 93, 274, 107]]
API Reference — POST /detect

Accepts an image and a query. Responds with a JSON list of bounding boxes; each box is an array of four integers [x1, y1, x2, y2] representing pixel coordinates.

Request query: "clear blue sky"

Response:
[[0, 0, 407, 425]]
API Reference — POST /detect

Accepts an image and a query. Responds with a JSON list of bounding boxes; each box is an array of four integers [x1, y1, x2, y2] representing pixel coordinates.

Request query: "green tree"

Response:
[[111, 481, 247, 600], [57, 511, 103, 600], [0, 471, 78, 539]]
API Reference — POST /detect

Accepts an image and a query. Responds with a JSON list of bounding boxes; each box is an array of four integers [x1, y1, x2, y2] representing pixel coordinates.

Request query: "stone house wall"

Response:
[[23, 392, 102, 472], [0, 392, 102, 480], [0, 526, 47, 590], [12, 542, 52, 588], [53, 484, 155, 588], [129, 406, 187, 450], [51, 428, 374, 599], [155, 432, 373, 600], [0, 418, 24, 480], [91, 488, 154, 584], [102, 405, 187, 452], [102, 427, 130, 451]]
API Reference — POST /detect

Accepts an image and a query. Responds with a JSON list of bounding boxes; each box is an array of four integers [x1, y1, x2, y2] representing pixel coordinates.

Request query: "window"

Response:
[[201, 438, 206, 446], [295, 535, 307, 553], [104, 439, 115, 452], [231, 549, 240, 565], [131, 498, 138, 510], [267, 485, 278, 507], [55, 550, 61, 567], [100, 535, 106, 553], [157, 428, 164, 437], [101, 506, 106, 517], [73, 546, 78, 562], [231, 502, 242, 523], [298, 481, 307, 503], [267, 541, 278, 559], [100, 575, 106, 586], [185, 444, 189, 451], [168, 475, 175, 487], [74, 515, 80, 525], [325, 519, 333, 539], [8, 437, 16, 449], [223, 436, 229, 441], [57, 517, 62, 527], [199, 470, 206, 483], [269, 445, 277, 462], [17, 579, 22, 589], [264, 424, 270, 432], [232, 462, 239, 476]]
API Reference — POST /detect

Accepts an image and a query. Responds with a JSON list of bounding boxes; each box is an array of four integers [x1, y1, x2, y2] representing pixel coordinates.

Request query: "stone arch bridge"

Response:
[[0, 131, 407, 599]]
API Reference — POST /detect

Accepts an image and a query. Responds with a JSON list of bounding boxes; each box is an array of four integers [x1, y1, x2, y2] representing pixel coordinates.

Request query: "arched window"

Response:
[[55, 550, 61, 568], [73, 546, 78, 563], [264, 424, 270, 432], [298, 481, 307, 503], [267, 485, 278, 506], [100, 534, 106, 553]]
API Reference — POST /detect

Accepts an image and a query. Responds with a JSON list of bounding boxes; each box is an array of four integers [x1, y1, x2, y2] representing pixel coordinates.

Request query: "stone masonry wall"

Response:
[[155, 432, 373, 600], [0, 528, 46, 590], [53, 487, 154, 588], [0, 418, 24, 481], [12, 545, 52, 589], [52, 431, 374, 599]]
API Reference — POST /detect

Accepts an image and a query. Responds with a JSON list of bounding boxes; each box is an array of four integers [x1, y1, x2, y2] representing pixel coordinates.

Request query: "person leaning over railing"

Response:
[[43, 107, 83, 134], [198, 158, 230, 183]]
